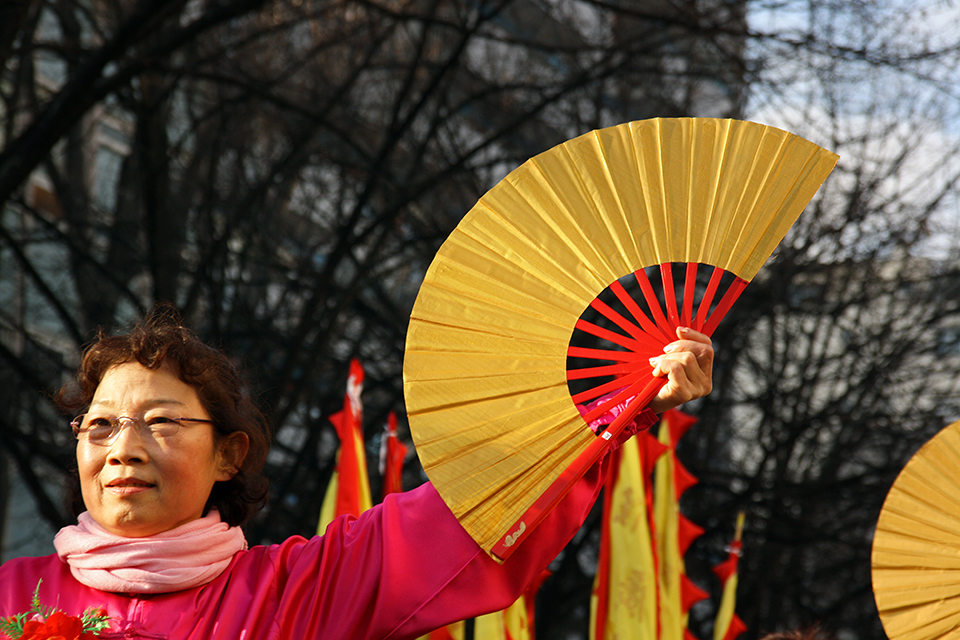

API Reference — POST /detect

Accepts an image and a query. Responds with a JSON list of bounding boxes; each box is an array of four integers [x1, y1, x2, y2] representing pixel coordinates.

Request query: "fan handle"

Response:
[[492, 376, 665, 560]]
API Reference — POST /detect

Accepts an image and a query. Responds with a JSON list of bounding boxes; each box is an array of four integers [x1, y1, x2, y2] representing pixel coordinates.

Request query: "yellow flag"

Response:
[[474, 599, 532, 640], [713, 512, 747, 640], [502, 591, 534, 640], [474, 612, 506, 640], [654, 409, 701, 639], [420, 623, 465, 640], [590, 432, 664, 639]]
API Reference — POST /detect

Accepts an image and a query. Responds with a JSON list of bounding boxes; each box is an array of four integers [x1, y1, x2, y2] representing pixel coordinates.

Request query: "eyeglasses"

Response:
[[71, 414, 214, 446]]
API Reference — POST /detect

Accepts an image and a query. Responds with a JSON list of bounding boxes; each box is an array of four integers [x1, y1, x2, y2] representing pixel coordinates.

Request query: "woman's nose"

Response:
[[107, 418, 149, 464]]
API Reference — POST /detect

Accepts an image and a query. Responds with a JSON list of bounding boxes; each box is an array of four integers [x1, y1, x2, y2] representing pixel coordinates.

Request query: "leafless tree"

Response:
[[1, 0, 959, 638]]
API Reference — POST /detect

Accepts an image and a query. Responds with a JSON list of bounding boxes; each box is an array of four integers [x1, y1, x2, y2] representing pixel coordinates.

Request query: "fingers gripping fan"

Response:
[[873, 419, 960, 640], [404, 118, 838, 560]]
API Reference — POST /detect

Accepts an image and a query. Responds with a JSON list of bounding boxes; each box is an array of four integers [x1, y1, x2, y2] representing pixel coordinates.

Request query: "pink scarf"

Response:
[[54, 511, 247, 594]]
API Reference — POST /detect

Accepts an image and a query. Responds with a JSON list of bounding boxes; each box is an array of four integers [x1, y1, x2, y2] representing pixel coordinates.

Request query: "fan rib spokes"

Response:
[[573, 318, 657, 353], [702, 276, 748, 335], [571, 369, 648, 407], [682, 263, 698, 327], [567, 262, 750, 428], [567, 346, 649, 362], [609, 279, 669, 343], [693, 267, 725, 331], [661, 263, 681, 328], [634, 269, 673, 336], [566, 362, 637, 381], [589, 297, 649, 343]]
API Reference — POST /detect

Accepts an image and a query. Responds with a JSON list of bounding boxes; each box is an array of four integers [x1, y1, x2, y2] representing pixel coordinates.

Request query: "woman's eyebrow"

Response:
[[89, 398, 187, 409]]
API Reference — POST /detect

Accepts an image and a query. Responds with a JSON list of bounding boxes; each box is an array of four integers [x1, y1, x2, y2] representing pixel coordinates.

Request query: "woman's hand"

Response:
[[647, 327, 714, 414]]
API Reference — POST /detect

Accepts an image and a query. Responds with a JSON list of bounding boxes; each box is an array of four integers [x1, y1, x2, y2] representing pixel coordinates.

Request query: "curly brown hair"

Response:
[[59, 306, 271, 528]]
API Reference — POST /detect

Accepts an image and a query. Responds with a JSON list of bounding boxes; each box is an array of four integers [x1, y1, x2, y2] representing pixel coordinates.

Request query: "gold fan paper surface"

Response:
[[404, 118, 838, 558], [873, 419, 960, 640]]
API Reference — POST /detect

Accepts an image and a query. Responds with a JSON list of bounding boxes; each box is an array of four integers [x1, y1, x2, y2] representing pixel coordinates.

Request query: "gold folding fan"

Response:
[[403, 118, 838, 560], [872, 419, 960, 640]]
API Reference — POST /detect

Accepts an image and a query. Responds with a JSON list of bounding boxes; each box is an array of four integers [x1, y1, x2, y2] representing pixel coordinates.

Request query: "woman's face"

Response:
[[77, 361, 235, 537]]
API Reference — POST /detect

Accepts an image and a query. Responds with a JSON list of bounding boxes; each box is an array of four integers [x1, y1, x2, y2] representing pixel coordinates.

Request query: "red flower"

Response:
[[20, 611, 98, 640]]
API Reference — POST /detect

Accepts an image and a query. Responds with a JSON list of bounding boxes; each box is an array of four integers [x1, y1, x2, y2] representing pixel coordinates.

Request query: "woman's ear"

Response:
[[217, 432, 250, 481]]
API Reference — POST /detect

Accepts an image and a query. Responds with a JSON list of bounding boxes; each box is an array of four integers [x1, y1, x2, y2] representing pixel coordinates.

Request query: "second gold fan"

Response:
[[873, 419, 960, 640]]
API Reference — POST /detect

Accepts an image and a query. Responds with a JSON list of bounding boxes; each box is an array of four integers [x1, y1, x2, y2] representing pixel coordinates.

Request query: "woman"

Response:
[[0, 312, 713, 639]]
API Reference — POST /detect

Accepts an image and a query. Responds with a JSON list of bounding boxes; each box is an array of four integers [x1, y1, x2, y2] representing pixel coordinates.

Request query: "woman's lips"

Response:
[[105, 478, 155, 495]]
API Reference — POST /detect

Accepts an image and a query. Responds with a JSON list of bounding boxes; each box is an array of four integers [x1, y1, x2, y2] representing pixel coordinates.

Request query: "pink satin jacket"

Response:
[[0, 466, 606, 640]]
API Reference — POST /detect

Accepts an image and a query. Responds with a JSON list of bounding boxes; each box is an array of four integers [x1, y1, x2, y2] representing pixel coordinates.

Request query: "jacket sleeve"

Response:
[[272, 409, 659, 640]]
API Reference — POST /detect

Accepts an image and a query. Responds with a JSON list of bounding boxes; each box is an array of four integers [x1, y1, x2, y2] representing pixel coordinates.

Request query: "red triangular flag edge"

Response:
[[674, 458, 699, 498], [666, 408, 698, 443], [713, 540, 742, 583], [681, 574, 710, 613], [722, 614, 748, 640], [678, 513, 705, 556], [638, 429, 670, 472]]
